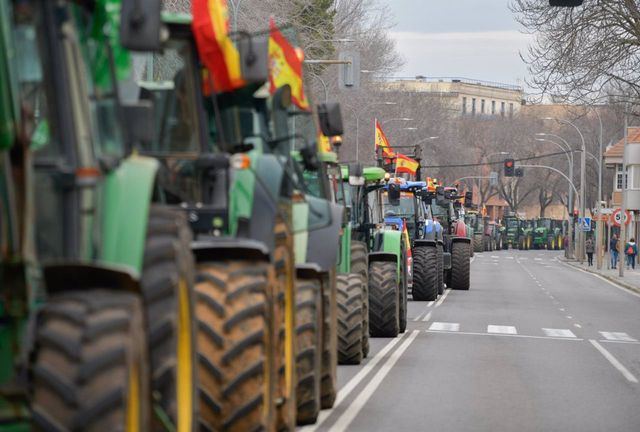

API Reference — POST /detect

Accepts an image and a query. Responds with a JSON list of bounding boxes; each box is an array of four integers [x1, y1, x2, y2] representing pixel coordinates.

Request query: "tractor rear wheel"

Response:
[[399, 248, 408, 333], [294, 278, 322, 424], [450, 242, 471, 290], [32, 290, 150, 431], [368, 261, 399, 337], [142, 206, 197, 430], [195, 260, 271, 431], [320, 273, 338, 409], [436, 244, 444, 295], [473, 236, 483, 253], [337, 273, 364, 365], [350, 241, 369, 358], [411, 246, 438, 301]]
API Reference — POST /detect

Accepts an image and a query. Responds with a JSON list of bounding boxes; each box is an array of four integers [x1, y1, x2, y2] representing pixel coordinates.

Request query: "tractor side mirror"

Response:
[[122, 101, 156, 148], [317, 103, 344, 137], [238, 33, 269, 84], [388, 183, 401, 206], [120, 0, 163, 52], [300, 142, 320, 171], [464, 191, 473, 208], [348, 163, 364, 186]]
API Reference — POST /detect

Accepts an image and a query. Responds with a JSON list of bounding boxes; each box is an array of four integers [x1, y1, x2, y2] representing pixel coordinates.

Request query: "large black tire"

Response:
[[142, 206, 197, 430], [320, 273, 338, 409], [195, 261, 272, 431], [399, 248, 408, 333], [368, 261, 399, 337], [473, 235, 483, 253], [337, 273, 364, 365], [411, 246, 438, 301], [450, 242, 471, 290], [294, 278, 322, 424], [350, 241, 369, 358], [273, 214, 297, 431], [32, 290, 150, 431], [436, 244, 444, 295]]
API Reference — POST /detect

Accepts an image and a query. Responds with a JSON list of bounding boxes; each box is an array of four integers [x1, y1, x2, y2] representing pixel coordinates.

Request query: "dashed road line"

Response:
[[487, 325, 517, 335], [426, 329, 584, 342], [600, 332, 637, 342], [574, 323, 582, 328], [421, 311, 433, 322], [429, 322, 460, 332], [542, 328, 577, 338], [330, 331, 420, 432], [434, 288, 451, 308], [589, 339, 639, 383]]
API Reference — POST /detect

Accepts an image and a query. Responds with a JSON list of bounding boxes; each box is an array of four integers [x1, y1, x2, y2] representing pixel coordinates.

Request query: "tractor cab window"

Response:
[[133, 39, 201, 155], [10, 2, 57, 158], [367, 189, 384, 225], [383, 192, 414, 218], [326, 164, 345, 205]]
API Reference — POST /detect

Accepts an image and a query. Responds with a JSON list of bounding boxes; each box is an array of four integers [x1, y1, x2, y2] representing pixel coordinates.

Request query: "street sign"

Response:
[[578, 217, 592, 232], [611, 208, 631, 227], [600, 207, 614, 215]]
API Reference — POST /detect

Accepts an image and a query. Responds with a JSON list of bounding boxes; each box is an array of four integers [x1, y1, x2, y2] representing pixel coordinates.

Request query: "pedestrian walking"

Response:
[[625, 238, 638, 270], [610, 234, 619, 269], [586, 237, 594, 266]]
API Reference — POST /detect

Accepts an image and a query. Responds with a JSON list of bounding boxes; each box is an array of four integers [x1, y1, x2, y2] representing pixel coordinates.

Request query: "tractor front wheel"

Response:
[[337, 273, 364, 365], [369, 261, 400, 337], [320, 273, 338, 409], [450, 242, 471, 290], [411, 246, 438, 301], [350, 241, 369, 358], [32, 290, 150, 431], [436, 244, 444, 295]]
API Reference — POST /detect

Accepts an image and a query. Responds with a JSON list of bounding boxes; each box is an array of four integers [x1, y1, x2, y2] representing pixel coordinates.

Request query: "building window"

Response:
[[491, 101, 496, 114], [509, 103, 514, 117], [472, 98, 476, 115], [616, 165, 627, 191], [501, 102, 505, 116], [462, 97, 467, 114], [481, 99, 485, 114]]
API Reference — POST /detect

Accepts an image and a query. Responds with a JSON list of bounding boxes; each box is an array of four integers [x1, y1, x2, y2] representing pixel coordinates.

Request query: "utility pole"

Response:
[[619, 108, 629, 277]]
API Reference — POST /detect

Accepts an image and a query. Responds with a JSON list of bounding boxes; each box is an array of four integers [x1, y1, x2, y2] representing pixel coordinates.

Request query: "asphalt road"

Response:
[[301, 249, 640, 432]]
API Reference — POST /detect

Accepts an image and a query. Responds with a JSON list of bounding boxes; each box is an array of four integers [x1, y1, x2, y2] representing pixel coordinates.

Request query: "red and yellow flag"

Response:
[[268, 18, 309, 110], [395, 153, 419, 175], [374, 119, 394, 158], [192, 0, 245, 94]]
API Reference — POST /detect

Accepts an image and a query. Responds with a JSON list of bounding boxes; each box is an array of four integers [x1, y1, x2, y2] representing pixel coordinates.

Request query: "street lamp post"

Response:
[[544, 118, 587, 263], [346, 102, 397, 161]]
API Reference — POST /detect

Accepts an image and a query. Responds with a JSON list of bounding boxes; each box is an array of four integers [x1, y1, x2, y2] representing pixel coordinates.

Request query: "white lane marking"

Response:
[[330, 331, 420, 432], [487, 325, 517, 334], [427, 301, 434, 307], [520, 257, 529, 260], [300, 333, 408, 431], [559, 260, 640, 299], [421, 311, 433, 322], [599, 339, 640, 345], [542, 328, 577, 338], [429, 322, 460, 332], [493, 263, 499, 265], [491, 255, 499, 259], [434, 288, 451, 308], [412, 311, 424, 322], [535, 258, 543, 261], [426, 330, 583, 342], [566, 315, 573, 319], [589, 339, 639, 383], [600, 332, 638, 342], [506, 256, 515, 260], [559, 308, 566, 312], [574, 323, 582, 328]]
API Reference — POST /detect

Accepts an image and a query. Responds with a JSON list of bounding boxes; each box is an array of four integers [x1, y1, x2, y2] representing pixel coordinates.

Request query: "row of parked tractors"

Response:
[[465, 212, 566, 252], [0, 2, 475, 431]]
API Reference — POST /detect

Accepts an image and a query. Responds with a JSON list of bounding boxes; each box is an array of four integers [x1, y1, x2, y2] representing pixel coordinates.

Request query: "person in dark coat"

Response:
[[586, 237, 594, 266]]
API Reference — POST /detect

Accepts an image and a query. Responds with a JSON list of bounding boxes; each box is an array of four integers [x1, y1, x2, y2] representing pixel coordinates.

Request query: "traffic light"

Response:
[[549, 0, 582, 6], [515, 167, 524, 177], [504, 159, 515, 177]]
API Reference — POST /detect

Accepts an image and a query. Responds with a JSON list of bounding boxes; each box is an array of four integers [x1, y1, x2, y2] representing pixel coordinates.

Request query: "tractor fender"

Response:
[[452, 236, 471, 244], [101, 155, 159, 276], [306, 198, 344, 272], [245, 154, 283, 253], [414, 239, 437, 248], [451, 220, 468, 238], [368, 251, 398, 264], [421, 219, 439, 243], [296, 263, 325, 280], [191, 238, 270, 263], [42, 262, 140, 294]]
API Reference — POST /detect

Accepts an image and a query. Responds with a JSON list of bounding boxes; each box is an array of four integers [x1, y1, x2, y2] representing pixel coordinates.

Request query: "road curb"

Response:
[[561, 259, 640, 296]]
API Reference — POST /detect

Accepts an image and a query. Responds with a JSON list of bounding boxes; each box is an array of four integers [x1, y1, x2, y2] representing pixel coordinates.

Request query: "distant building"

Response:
[[382, 76, 525, 117], [603, 127, 640, 209]]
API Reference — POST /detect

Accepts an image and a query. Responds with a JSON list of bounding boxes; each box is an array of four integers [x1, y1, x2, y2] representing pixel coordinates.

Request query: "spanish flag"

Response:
[[268, 18, 309, 110], [396, 153, 419, 175], [374, 119, 394, 158], [192, 0, 245, 93]]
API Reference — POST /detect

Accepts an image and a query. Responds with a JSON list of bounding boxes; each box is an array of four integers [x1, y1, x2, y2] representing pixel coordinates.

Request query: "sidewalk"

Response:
[[562, 257, 640, 296]]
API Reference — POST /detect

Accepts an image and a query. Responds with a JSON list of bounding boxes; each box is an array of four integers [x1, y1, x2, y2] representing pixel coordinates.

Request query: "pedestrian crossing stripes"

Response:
[[542, 328, 577, 338], [600, 332, 638, 342], [487, 325, 517, 334]]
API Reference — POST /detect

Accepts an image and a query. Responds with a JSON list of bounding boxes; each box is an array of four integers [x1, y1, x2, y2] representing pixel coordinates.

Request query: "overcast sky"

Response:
[[385, 0, 532, 87]]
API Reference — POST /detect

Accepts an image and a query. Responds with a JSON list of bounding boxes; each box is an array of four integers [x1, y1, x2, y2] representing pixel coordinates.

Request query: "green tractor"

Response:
[[551, 219, 565, 250], [518, 219, 534, 250], [503, 213, 520, 249], [532, 218, 564, 250], [465, 211, 485, 254], [342, 165, 407, 338], [2, 1, 199, 430]]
